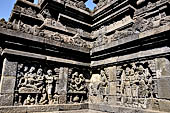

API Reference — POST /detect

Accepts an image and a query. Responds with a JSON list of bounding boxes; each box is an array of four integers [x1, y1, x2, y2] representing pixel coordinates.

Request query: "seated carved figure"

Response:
[[18, 66, 38, 92], [69, 72, 86, 92], [23, 95, 35, 105], [25, 66, 37, 89], [35, 68, 45, 90], [18, 66, 29, 87], [75, 74, 86, 91]]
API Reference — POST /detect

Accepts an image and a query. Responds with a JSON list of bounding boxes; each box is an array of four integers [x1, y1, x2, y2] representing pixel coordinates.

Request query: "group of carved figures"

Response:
[[14, 63, 89, 105], [117, 62, 157, 108], [68, 72, 87, 103], [15, 64, 60, 105]]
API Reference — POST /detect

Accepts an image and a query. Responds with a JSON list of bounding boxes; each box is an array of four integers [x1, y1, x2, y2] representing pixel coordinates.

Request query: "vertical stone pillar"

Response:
[[105, 66, 117, 105], [154, 58, 170, 112], [58, 67, 68, 104], [0, 58, 18, 106]]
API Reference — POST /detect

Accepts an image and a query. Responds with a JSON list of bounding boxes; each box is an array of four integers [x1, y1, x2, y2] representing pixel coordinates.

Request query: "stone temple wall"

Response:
[[0, 0, 170, 113]]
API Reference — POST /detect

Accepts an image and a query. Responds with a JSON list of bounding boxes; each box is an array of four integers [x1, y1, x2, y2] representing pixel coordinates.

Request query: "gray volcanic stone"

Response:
[[158, 77, 170, 99]]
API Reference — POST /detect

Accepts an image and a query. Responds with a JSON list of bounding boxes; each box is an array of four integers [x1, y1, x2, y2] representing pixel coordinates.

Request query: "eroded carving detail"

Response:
[[68, 71, 87, 103], [15, 63, 60, 105], [116, 60, 158, 109], [89, 70, 109, 104]]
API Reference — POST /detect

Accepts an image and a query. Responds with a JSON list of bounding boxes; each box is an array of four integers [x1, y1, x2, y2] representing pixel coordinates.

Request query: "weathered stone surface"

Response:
[[58, 95, 67, 104], [156, 58, 170, 77], [104, 66, 116, 82], [58, 67, 68, 95], [108, 96, 116, 105], [0, 94, 14, 106], [1, 58, 18, 76], [109, 82, 116, 95], [0, 104, 89, 113], [158, 77, 170, 99], [0, 76, 16, 93], [159, 99, 170, 113], [147, 99, 160, 111], [0, 0, 170, 113]]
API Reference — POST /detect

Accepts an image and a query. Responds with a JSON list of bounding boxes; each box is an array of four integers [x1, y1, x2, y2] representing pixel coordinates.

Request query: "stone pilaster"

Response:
[[105, 66, 117, 105], [0, 58, 18, 106], [58, 67, 69, 104]]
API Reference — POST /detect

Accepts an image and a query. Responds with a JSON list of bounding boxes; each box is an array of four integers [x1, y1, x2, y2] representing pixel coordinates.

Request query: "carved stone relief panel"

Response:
[[89, 69, 109, 104], [67, 69, 89, 103], [116, 60, 158, 109], [14, 62, 89, 105], [14, 62, 65, 105], [13, 5, 37, 17]]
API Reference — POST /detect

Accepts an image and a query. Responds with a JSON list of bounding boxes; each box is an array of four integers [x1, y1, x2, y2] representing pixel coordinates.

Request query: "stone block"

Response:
[[26, 105, 59, 112], [104, 66, 116, 82], [109, 82, 117, 95], [59, 104, 81, 111], [2, 58, 18, 76], [0, 93, 14, 106], [89, 96, 103, 104], [147, 98, 159, 111], [156, 58, 170, 77], [58, 67, 68, 95], [118, 107, 137, 113], [0, 106, 27, 113], [0, 76, 16, 93], [159, 99, 170, 112], [157, 77, 170, 99], [108, 96, 116, 105]]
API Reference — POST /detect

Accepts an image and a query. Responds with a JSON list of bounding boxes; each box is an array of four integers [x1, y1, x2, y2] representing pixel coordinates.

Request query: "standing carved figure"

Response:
[[45, 69, 54, 104]]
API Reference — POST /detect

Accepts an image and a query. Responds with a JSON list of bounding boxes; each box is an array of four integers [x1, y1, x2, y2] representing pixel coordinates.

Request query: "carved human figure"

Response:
[[123, 67, 132, 106], [45, 69, 54, 104], [89, 73, 101, 95], [52, 94, 59, 104], [69, 72, 78, 92], [131, 71, 139, 107], [138, 65, 148, 98], [25, 66, 37, 89], [17, 64, 24, 86], [23, 95, 35, 105], [18, 65, 29, 87], [74, 74, 86, 91], [35, 68, 45, 90], [145, 68, 153, 98], [100, 70, 108, 87], [18, 66, 34, 87]]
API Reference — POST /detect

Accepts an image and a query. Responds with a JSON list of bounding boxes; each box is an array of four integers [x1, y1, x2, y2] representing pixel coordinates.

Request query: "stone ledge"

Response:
[[89, 104, 168, 113], [91, 47, 170, 67], [1, 49, 90, 67], [91, 24, 170, 54], [0, 103, 88, 113], [0, 27, 90, 53]]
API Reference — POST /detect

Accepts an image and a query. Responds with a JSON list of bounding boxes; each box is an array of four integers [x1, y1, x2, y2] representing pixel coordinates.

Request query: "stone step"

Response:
[[33, 110, 108, 113]]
